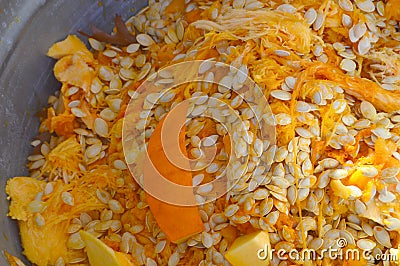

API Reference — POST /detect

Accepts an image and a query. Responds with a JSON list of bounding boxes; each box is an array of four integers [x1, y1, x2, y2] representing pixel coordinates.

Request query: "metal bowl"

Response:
[[0, 1, 146, 264]]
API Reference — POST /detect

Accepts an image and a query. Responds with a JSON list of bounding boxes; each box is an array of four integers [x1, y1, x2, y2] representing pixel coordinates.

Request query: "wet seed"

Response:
[[136, 34, 155, 46], [94, 118, 109, 137], [357, 239, 376, 251], [62, 192, 74, 206], [67, 232, 85, 249], [340, 59, 356, 72], [304, 8, 317, 25], [109, 199, 124, 214], [373, 226, 392, 248], [96, 189, 111, 204]]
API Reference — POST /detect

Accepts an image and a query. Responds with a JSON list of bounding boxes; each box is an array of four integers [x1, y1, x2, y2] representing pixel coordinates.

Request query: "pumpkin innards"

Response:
[[5, 0, 400, 265]]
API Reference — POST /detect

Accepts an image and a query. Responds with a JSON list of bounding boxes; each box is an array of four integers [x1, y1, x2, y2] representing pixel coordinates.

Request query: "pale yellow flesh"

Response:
[[80, 230, 124, 266], [224, 231, 271, 266]]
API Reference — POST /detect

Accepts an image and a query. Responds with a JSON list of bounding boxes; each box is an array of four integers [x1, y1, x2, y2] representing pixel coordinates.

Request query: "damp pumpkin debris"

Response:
[[5, 0, 400, 265]]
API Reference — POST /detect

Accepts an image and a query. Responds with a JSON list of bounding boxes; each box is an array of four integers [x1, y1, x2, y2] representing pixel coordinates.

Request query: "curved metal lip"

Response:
[[0, 1, 147, 264], [0, 0, 47, 72]]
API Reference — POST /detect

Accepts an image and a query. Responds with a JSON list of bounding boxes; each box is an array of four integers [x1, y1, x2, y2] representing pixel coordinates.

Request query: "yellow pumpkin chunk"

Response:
[[80, 230, 133, 266], [53, 54, 95, 92], [47, 35, 93, 62], [225, 231, 271, 266]]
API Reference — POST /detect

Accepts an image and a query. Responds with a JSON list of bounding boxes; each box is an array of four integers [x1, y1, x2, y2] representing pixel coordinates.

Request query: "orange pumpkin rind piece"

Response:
[[145, 112, 204, 244]]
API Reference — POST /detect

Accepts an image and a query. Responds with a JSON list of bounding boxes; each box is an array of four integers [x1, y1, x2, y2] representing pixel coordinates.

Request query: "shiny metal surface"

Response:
[[0, 0, 146, 264]]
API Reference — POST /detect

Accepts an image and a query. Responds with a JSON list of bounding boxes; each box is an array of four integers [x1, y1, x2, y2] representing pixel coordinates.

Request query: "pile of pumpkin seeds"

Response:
[[18, 0, 400, 265]]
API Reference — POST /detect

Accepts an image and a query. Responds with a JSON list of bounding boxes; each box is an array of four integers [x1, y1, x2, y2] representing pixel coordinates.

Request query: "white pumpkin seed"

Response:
[[202, 135, 219, 147], [29, 158, 45, 170], [71, 107, 87, 118], [360, 101, 376, 120], [176, 21, 185, 40], [358, 36, 371, 55], [313, 11, 325, 31], [358, 165, 378, 177], [89, 38, 105, 51], [270, 90, 292, 101], [100, 108, 117, 121], [354, 22, 368, 40], [378, 189, 396, 203], [109, 199, 124, 214], [275, 113, 292, 126], [296, 101, 311, 112], [357, 239, 376, 251], [198, 59, 214, 74], [55, 257, 65, 266], [99, 66, 114, 81], [342, 14, 352, 28], [340, 58, 356, 72], [381, 167, 400, 179], [44, 182, 54, 195], [192, 174, 204, 186], [113, 159, 127, 170], [376, 1, 385, 16], [127, 43, 140, 54], [67, 232, 85, 249], [304, 8, 317, 25], [136, 34, 155, 46], [384, 218, 400, 231], [103, 49, 117, 58], [94, 118, 109, 137], [355, 0, 375, 12], [372, 127, 392, 139], [329, 169, 348, 179], [155, 240, 167, 253], [338, 0, 354, 11], [202, 232, 213, 248], [373, 226, 392, 248], [224, 204, 240, 217], [62, 192, 74, 206], [355, 199, 367, 214], [86, 143, 102, 158], [232, 0, 245, 9], [276, 4, 296, 13], [274, 50, 290, 57]]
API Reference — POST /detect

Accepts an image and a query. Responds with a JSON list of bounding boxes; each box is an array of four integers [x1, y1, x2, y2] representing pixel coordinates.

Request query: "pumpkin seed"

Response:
[[85, 143, 102, 158], [304, 8, 317, 25], [313, 11, 325, 31], [113, 159, 127, 170], [67, 232, 85, 249], [136, 34, 155, 46], [274, 50, 290, 57], [55, 257, 65, 266], [338, 0, 354, 11], [109, 199, 124, 214], [373, 226, 392, 248], [384, 218, 400, 231], [61, 192, 74, 206], [202, 232, 213, 248], [340, 58, 356, 72], [127, 43, 140, 53], [168, 252, 180, 266], [358, 36, 371, 55], [94, 118, 109, 137], [233, 0, 245, 9], [270, 90, 292, 101], [357, 239, 376, 251], [355, 0, 375, 12], [342, 14, 352, 27]]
